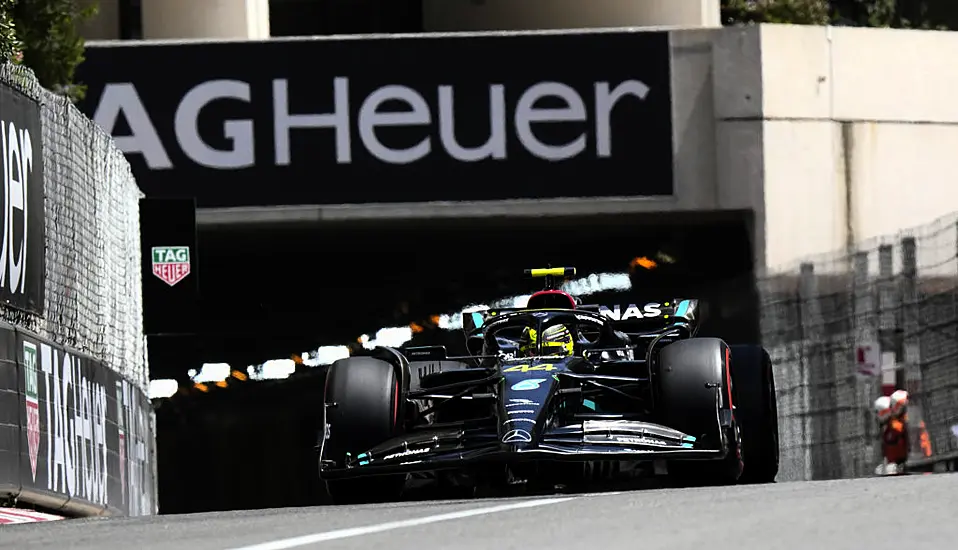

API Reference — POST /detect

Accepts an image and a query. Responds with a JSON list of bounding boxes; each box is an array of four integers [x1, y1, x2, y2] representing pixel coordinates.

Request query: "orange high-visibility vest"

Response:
[[883, 419, 909, 464]]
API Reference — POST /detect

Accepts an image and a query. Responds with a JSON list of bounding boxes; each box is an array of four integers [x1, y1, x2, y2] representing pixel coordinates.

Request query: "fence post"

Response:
[[877, 244, 897, 382], [799, 262, 842, 479], [853, 250, 878, 474], [900, 236, 925, 461]]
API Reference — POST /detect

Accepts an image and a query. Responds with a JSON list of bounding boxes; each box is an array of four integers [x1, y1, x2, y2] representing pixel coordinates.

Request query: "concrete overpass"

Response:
[[77, 0, 720, 40]]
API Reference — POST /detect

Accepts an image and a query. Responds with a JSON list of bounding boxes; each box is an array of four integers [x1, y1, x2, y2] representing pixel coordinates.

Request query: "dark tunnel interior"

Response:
[[151, 210, 761, 514]]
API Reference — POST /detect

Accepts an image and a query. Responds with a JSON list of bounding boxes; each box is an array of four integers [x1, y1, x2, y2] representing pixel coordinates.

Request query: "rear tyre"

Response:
[[657, 338, 742, 486], [729, 345, 780, 484], [320, 356, 407, 504]]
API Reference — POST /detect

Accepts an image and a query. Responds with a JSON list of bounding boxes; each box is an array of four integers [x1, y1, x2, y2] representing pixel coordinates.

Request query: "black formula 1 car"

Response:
[[318, 267, 779, 503]]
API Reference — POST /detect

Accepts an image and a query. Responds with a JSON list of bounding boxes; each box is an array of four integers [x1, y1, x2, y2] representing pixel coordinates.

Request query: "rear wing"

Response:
[[461, 299, 702, 336], [578, 298, 703, 335]]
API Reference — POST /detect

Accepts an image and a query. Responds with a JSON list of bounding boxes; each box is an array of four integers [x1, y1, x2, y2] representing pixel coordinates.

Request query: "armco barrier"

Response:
[[0, 63, 155, 515], [0, 322, 155, 516], [759, 213, 958, 481], [907, 450, 958, 473]]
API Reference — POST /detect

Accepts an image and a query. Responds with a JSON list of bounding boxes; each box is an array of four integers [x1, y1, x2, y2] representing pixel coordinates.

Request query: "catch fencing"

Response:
[[759, 213, 958, 481], [0, 63, 146, 390]]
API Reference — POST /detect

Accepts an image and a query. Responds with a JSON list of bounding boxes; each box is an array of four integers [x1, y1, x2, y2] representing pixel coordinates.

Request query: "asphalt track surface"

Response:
[[3, 473, 956, 550]]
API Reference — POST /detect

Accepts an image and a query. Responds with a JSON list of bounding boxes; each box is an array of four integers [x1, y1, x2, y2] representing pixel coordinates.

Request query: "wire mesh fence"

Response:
[[759, 213, 958, 481], [0, 63, 146, 390]]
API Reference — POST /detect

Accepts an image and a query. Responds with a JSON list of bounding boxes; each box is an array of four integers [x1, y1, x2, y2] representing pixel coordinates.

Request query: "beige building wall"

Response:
[[141, 0, 270, 39], [423, 0, 721, 32], [741, 25, 958, 271], [78, 0, 272, 40], [597, 23, 958, 274]]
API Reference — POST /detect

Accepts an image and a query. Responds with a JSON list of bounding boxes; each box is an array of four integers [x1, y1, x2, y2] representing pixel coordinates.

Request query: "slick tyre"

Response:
[[321, 356, 406, 504], [729, 345, 780, 484], [658, 338, 742, 486]]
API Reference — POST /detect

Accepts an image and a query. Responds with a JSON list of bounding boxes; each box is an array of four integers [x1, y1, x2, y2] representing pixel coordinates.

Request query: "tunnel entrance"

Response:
[[151, 209, 759, 513]]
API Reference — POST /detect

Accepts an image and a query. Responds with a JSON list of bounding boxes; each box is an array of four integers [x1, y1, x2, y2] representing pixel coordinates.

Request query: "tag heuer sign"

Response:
[[23, 341, 40, 482], [151, 246, 191, 286]]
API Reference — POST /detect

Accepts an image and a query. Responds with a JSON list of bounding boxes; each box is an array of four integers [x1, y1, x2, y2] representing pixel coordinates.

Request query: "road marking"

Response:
[[226, 497, 575, 550]]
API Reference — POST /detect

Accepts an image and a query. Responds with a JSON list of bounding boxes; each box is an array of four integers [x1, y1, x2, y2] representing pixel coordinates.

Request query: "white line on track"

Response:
[[225, 496, 576, 550]]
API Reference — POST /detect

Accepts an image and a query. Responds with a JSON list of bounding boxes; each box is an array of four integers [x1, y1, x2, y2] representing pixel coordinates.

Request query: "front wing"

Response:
[[320, 419, 729, 479]]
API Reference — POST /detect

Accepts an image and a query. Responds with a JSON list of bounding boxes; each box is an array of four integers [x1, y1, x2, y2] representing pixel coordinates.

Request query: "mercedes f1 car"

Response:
[[318, 267, 779, 503]]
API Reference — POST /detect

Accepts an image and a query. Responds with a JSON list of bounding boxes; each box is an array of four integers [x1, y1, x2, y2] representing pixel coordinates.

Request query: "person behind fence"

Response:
[[874, 390, 910, 475]]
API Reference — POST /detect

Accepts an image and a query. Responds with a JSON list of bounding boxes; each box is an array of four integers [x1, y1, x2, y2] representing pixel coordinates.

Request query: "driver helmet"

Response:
[[519, 324, 574, 357]]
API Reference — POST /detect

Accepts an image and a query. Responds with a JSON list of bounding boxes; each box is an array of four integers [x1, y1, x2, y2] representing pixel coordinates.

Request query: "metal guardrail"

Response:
[[907, 451, 958, 473]]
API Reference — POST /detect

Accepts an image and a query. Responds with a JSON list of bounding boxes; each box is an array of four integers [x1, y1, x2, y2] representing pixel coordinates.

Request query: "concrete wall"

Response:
[[731, 25, 958, 271], [423, 0, 721, 32], [604, 23, 958, 274], [79, 0, 271, 40], [78, 0, 720, 40]]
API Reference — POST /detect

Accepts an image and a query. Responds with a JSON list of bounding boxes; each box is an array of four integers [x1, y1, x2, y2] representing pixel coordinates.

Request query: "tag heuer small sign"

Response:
[[23, 341, 40, 482], [151, 246, 191, 286]]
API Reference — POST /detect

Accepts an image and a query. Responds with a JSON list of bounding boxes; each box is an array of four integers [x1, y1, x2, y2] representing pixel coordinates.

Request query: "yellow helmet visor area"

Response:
[[518, 325, 574, 356]]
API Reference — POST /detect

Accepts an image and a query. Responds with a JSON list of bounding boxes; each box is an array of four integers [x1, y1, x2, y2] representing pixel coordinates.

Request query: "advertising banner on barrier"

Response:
[[76, 30, 674, 208], [0, 326, 18, 497], [0, 81, 46, 314], [0, 324, 156, 516]]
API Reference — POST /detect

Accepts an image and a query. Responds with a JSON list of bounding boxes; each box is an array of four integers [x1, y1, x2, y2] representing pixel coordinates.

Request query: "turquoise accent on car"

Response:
[[674, 300, 690, 318], [471, 312, 484, 330], [583, 399, 596, 411], [359, 460, 369, 466], [683, 435, 696, 442], [511, 378, 548, 391], [681, 443, 694, 448]]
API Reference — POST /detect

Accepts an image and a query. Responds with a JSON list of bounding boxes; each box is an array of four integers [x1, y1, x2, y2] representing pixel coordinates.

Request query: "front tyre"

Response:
[[320, 356, 406, 504], [657, 338, 742, 486], [729, 345, 780, 484]]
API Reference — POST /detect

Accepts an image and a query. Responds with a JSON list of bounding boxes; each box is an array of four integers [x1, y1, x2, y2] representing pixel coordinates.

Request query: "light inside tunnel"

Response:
[[192, 363, 231, 383], [149, 379, 179, 399]]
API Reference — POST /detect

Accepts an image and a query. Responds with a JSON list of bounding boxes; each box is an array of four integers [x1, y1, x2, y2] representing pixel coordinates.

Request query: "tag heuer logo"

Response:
[[151, 246, 191, 286], [23, 341, 40, 482]]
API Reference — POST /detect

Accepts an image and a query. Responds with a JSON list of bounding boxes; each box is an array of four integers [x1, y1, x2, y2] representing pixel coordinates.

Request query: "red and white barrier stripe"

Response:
[[0, 507, 64, 524]]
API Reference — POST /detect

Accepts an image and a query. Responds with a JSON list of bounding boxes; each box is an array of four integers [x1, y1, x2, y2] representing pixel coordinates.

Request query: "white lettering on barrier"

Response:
[[118, 378, 152, 515], [40, 343, 108, 507], [93, 77, 651, 169]]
